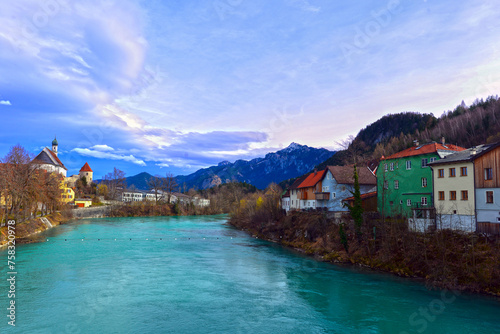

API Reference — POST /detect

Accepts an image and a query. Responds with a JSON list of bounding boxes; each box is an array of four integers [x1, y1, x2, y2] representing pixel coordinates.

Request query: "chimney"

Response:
[[413, 140, 419, 147], [441, 137, 445, 145], [471, 147, 477, 155]]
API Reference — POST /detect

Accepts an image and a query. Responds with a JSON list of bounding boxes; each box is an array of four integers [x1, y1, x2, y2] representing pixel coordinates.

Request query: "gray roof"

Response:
[[427, 143, 498, 165]]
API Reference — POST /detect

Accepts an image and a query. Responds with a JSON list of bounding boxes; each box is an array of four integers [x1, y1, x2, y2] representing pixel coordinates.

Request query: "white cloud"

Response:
[[0, 100, 11, 105], [72, 147, 146, 166], [91, 144, 114, 152]]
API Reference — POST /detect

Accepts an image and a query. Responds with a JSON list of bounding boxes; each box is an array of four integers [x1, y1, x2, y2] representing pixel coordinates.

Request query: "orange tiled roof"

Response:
[[298, 169, 326, 188], [80, 162, 93, 172], [382, 142, 466, 160], [289, 174, 309, 190]]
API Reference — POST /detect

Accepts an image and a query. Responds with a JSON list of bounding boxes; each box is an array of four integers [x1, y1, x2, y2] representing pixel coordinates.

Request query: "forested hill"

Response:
[[316, 95, 500, 169]]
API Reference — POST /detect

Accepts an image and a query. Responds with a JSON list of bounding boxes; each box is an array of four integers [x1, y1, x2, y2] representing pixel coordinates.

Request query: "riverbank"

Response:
[[0, 211, 72, 247], [229, 210, 500, 297]]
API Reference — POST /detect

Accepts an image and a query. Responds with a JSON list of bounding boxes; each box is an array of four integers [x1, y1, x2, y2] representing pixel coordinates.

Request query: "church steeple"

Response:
[[52, 136, 58, 156]]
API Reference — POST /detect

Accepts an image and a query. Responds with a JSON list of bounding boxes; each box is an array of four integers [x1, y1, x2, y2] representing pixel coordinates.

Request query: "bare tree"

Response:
[[2, 145, 38, 220], [163, 172, 178, 203], [147, 175, 164, 204], [103, 168, 126, 200], [336, 135, 367, 165]]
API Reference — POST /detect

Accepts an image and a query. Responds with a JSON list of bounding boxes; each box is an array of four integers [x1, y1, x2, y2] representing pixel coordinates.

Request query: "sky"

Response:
[[1, 0, 500, 179]]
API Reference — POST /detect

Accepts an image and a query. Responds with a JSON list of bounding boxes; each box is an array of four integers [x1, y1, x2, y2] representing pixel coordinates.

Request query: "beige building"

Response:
[[429, 148, 480, 232]]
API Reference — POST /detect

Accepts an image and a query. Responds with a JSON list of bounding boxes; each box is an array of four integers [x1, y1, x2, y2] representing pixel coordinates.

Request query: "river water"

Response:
[[1, 215, 499, 333]]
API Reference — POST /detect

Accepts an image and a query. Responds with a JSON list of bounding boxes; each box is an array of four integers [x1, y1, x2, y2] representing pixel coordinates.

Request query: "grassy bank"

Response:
[[230, 200, 500, 296], [0, 211, 73, 247]]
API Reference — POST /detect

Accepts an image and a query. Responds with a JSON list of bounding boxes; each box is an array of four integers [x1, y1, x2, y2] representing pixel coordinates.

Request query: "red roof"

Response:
[[382, 142, 466, 160], [343, 191, 377, 202], [298, 169, 326, 189], [80, 162, 93, 172]]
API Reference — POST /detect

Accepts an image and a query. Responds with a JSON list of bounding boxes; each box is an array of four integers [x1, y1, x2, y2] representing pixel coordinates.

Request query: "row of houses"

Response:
[[122, 190, 210, 207], [282, 165, 377, 213], [282, 139, 500, 235]]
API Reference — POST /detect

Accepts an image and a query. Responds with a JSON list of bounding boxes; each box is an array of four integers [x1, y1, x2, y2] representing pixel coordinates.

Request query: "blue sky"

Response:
[[1, 0, 499, 179]]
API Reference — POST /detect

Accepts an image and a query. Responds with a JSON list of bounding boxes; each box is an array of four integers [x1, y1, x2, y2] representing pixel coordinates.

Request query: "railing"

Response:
[[315, 192, 330, 201]]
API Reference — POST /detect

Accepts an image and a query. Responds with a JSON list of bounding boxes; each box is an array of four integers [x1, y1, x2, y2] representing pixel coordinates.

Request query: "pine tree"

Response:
[[345, 165, 363, 238]]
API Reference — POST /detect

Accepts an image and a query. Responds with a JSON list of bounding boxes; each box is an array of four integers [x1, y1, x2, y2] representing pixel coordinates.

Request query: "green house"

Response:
[[377, 142, 466, 217]]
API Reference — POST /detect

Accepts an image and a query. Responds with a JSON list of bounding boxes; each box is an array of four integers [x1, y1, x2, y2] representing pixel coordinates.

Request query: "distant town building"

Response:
[[121, 189, 210, 207]]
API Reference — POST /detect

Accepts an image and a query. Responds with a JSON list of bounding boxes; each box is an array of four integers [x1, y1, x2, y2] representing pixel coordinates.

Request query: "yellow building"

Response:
[[60, 186, 75, 203]]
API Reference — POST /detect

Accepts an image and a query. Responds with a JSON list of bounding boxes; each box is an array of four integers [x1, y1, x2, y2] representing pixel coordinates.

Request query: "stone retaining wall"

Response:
[[71, 205, 118, 219]]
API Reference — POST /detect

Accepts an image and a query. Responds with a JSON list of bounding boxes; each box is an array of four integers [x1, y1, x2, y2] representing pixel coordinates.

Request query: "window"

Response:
[[461, 190, 468, 201], [422, 177, 427, 188], [460, 167, 467, 176], [450, 191, 457, 200], [394, 180, 399, 189], [322, 186, 329, 192], [406, 160, 411, 170], [407, 199, 411, 206], [384, 181, 388, 189], [421, 158, 428, 168], [400, 200, 403, 204], [485, 168, 493, 180], [384, 164, 388, 172], [421, 197, 428, 206], [438, 191, 445, 200], [390, 162, 394, 171], [332, 193, 336, 198], [449, 168, 456, 177], [486, 191, 494, 204], [438, 169, 444, 178], [430, 157, 437, 163]]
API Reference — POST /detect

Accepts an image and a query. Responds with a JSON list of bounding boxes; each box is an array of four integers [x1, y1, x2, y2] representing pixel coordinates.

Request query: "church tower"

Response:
[[52, 136, 58, 156], [79, 162, 94, 184]]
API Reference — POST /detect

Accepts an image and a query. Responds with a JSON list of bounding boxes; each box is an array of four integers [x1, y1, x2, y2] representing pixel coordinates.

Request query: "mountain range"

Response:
[[123, 143, 335, 190]]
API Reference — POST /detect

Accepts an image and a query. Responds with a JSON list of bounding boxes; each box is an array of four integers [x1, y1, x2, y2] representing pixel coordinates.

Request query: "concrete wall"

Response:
[[72, 206, 116, 219]]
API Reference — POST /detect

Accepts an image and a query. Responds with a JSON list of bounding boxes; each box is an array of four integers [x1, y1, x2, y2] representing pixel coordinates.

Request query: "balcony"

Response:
[[315, 192, 330, 201]]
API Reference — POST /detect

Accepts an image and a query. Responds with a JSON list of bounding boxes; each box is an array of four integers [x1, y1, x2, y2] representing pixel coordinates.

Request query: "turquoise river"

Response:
[[1, 215, 500, 333]]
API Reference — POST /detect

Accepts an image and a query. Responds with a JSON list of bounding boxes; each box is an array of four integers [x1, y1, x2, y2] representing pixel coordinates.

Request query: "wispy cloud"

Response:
[[0, 100, 11, 106], [72, 146, 146, 166]]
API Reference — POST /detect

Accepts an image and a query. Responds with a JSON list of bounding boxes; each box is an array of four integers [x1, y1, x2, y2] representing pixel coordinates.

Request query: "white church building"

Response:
[[33, 137, 68, 177]]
